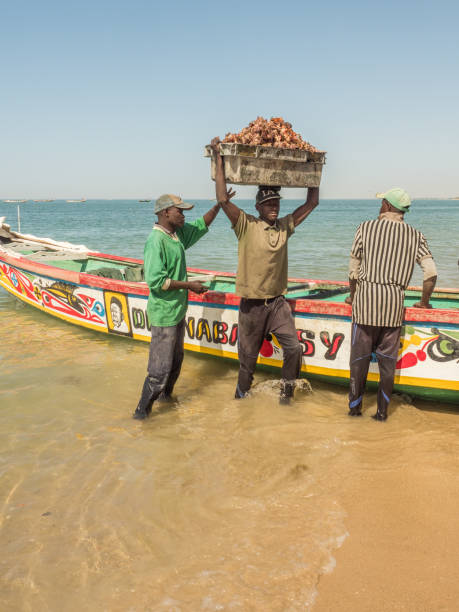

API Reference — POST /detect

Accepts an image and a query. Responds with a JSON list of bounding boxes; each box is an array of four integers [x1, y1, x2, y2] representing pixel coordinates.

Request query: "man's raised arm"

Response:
[[291, 187, 320, 227], [210, 137, 241, 226], [202, 202, 221, 227]]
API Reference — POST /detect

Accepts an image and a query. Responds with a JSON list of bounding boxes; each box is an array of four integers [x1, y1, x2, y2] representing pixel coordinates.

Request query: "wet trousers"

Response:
[[236, 296, 303, 397], [349, 323, 401, 417], [134, 319, 185, 416]]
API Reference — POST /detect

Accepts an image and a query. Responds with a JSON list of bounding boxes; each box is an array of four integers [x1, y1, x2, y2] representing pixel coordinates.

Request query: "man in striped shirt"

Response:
[[346, 188, 437, 421]]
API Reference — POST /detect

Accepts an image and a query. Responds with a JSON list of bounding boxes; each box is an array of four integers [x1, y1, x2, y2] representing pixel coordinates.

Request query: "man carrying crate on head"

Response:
[[210, 137, 320, 404]]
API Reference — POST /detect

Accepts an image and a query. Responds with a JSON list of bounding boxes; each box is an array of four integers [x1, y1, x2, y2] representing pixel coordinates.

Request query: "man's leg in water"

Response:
[[161, 319, 185, 399], [236, 299, 269, 398], [348, 323, 375, 416], [267, 297, 303, 403], [133, 323, 181, 419], [373, 326, 401, 421]]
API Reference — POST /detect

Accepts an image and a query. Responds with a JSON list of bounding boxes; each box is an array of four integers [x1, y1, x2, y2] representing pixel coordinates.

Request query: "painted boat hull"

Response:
[[1, 249, 458, 405]]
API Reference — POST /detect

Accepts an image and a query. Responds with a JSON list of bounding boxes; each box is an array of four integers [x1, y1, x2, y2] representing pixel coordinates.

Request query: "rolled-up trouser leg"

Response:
[[374, 326, 401, 419], [236, 299, 269, 397], [268, 297, 302, 400], [349, 323, 374, 415], [134, 322, 183, 418]]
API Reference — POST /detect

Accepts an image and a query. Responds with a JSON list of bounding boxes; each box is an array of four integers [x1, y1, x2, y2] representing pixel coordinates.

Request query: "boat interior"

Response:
[[1, 223, 459, 308]]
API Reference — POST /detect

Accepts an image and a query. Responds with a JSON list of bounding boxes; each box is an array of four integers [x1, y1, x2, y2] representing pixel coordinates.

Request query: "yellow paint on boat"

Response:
[[182, 342, 459, 392]]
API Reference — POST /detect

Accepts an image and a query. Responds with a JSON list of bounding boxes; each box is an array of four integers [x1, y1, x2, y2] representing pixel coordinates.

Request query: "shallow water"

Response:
[[1, 199, 459, 610], [1, 289, 459, 610]]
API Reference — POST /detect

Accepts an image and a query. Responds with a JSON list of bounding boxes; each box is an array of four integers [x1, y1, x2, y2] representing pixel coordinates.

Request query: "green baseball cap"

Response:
[[154, 194, 194, 214], [376, 187, 411, 213]]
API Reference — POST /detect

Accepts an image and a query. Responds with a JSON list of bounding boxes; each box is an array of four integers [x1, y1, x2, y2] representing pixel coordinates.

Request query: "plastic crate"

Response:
[[204, 143, 326, 187]]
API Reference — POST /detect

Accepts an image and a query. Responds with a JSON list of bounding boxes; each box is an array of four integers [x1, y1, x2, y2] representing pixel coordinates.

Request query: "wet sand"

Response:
[[314, 408, 459, 612], [1, 293, 459, 611]]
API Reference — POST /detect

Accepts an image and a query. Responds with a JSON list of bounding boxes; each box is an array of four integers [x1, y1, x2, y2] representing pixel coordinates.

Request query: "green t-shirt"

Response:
[[144, 217, 208, 327]]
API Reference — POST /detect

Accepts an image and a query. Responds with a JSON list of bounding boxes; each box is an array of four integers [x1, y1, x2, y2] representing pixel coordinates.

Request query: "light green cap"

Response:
[[376, 187, 411, 213], [154, 194, 194, 214]]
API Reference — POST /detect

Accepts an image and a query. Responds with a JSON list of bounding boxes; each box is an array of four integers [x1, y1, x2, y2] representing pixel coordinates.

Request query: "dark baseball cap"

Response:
[[256, 186, 282, 205]]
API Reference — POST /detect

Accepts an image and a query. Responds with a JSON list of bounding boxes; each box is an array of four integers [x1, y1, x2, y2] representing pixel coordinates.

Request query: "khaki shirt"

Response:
[[233, 211, 295, 298]]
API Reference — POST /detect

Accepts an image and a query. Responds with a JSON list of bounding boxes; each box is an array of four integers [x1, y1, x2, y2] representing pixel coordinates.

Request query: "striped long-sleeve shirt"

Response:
[[350, 213, 433, 326]]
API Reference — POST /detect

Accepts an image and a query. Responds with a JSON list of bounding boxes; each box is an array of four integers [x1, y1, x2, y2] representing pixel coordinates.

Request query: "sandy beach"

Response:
[[314, 406, 459, 612]]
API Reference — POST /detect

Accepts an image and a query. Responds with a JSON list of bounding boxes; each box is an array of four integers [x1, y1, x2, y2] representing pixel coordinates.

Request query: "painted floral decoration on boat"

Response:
[[397, 327, 459, 368]]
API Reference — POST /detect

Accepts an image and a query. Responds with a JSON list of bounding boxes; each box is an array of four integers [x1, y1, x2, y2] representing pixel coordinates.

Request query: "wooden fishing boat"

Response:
[[1, 219, 458, 404]]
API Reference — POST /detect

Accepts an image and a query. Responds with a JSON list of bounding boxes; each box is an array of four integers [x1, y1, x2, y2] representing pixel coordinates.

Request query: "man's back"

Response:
[[350, 213, 431, 326]]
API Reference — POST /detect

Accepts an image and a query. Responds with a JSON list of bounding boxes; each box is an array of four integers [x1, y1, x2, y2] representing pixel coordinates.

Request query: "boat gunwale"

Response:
[[1, 248, 459, 324]]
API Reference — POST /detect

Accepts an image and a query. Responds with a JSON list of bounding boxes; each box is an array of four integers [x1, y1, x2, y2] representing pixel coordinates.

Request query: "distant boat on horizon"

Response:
[[3, 199, 27, 203], [66, 198, 87, 203], [139, 199, 152, 202]]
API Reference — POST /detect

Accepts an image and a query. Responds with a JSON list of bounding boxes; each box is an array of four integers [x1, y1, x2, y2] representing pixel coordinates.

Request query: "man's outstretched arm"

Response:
[[210, 137, 241, 226], [291, 187, 319, 227]]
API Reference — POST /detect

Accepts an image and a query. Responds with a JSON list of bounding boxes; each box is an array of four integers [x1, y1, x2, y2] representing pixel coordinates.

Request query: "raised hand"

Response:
[[226, 187, 236, 201], [210, 136, 221, 154]]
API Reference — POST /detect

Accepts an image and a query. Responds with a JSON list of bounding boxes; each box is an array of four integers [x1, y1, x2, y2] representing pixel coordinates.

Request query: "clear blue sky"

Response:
[[1, 0, 458, 199]]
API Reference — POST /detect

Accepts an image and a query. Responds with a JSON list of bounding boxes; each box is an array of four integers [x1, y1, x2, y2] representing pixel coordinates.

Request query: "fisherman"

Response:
[[345, 188, 437, 421], [210, 136, 320, 404], [133, 194, 221, 420]]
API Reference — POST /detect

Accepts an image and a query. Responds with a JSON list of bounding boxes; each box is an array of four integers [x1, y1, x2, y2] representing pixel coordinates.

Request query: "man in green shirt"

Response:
[[133, 194, 221, 419], [210, 137, 320, 404]]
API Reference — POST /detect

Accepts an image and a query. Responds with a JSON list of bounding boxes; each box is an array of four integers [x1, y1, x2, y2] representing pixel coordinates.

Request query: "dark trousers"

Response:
[[236, 296, 303, 396], [349, 323, 401, 416], [135, 319, 185, 416]]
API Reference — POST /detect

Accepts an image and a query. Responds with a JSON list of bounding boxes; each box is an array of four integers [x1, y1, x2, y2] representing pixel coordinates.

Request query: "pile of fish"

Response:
[[223, 116, 319, 152]]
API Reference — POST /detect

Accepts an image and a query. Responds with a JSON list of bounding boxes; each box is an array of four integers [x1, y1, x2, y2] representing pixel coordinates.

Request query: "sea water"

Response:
[[0, 199, 458, 611], [1, 198, 458, 286]]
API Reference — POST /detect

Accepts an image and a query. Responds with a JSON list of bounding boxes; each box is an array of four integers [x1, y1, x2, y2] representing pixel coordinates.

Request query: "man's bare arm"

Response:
[[413, 276, 437, 308], [168, 280, 207, 294], [292, 187, 319, 227], [210, 137, 241, 226], [202, 203, 221, 227]]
